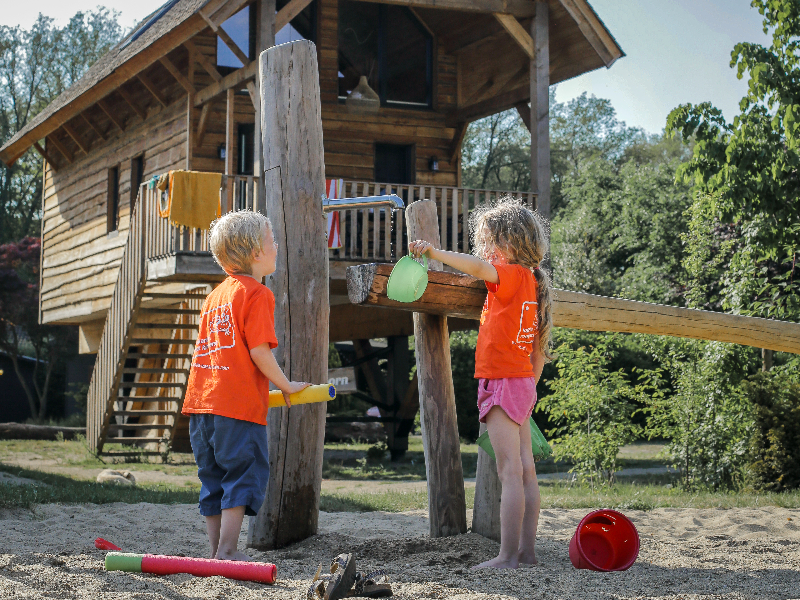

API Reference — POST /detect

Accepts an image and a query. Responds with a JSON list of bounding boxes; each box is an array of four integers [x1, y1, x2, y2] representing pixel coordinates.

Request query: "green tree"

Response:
[[666, 0, 800, 321], [0, 10, 123, 243], [461, 109, 531, 191]]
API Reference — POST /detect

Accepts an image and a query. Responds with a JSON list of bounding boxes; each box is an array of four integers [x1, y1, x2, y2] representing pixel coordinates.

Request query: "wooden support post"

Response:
[[472, 422, 502, 541], [530, 1, 550, 219], [406, 199, 467, 538], [185, 47, 195, 171], [225, 88, 235, 176], [255, 0, 276, 213], [247, 40, 328, 550]]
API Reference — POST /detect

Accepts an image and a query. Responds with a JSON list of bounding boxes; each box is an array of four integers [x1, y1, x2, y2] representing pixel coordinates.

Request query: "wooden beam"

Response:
[[97, 99, 125, 131], [185, 40, 223, 82], [195, 103, 211, 147], [345, 264, 800, 354], [137, 72, 169, 108], [194, 60, 258, 107], [116, 86, 148, 120], [159, 56, 196, 94], [32, 142, 58, 171], [515, 101, 531, 131], [225, 88, 235, 176], [80, 112, 107, 141], [348, 0, 536, 18], [255, 0, 277, 214], [275, 0, 314, 32], [530, 1, 550, 219], [61, 122, 90, 154], [199, 10, 251, 66], [447, 84, 529, 126], [46, 134, 73, 164], [408, 7, 436, 37], [185, 47, 195, 171], [494, 13, 533, 58], [448, 122, 468, 163], [246, 81, 258, 109], [558, 0, 623, 66]]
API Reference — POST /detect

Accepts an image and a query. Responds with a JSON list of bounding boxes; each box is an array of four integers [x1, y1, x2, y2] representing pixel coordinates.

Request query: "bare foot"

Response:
[[517, 549, 538, 566], [214, 550, 253, 562], [471, 556, 519, 570]]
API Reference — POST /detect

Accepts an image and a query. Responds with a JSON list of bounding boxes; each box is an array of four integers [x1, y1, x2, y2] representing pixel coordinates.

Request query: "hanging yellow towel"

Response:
[[157, 170, 222, 230]]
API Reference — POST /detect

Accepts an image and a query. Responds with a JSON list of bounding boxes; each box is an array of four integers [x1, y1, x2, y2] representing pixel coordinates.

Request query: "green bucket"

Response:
[[477, 417, 552, 462], [387, 255, 428, 303]]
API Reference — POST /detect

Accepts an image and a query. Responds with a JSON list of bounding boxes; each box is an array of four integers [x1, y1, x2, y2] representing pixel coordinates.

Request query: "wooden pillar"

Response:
[[247, 40, 328, 549], [254, 0, 276, 212], [530, 1, 550, 220], [185, 46, 195, 171], [407, 199, 467, 538], [225, 87, 235, 177], [472, 422, 501, 541]]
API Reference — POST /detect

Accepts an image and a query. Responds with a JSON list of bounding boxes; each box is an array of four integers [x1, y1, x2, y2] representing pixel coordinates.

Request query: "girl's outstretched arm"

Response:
[[409, 240, 499, 284]]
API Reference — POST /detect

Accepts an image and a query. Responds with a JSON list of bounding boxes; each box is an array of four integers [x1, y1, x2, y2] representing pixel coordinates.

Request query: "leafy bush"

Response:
[[641, 338, 755, 490], [540, 333, 643, 483], [744, 363, 800, 491], [449, 331, 480, 442]]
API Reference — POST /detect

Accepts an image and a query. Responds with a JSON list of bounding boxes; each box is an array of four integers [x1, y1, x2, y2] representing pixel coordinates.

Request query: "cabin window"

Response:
[[107, 166, 120, 233], [216, 6, 256, 71], [338, 1, 433, 108], [375, 144, 414, 184], [275, 0, 317, 45], [237, 124, 255, 176], [130, 155, 145, 210]]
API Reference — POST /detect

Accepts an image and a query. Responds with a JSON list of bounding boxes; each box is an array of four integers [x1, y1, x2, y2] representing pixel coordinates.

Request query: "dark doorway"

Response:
[[237, 123, 255, 175], [375, 143, 414, 184], [130, 154, 145, 209]]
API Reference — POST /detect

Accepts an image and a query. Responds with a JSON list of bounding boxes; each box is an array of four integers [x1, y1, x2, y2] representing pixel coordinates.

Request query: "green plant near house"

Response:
[[743, 360, 800, 491], [539, 333, 643, 484]]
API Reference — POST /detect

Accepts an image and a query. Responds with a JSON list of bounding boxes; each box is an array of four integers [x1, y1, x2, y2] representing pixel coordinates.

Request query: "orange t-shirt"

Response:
[[474, 263, 540, 379], [182, 275, 279, 425]]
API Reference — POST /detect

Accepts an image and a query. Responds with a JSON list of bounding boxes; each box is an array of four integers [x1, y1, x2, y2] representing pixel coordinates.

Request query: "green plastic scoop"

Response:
[[477, 417, 553, 462], [387, 254, 429, 303]]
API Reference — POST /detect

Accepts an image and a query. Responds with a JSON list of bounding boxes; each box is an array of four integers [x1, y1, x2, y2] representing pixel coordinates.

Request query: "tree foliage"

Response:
[[666, 0, 800, 320]]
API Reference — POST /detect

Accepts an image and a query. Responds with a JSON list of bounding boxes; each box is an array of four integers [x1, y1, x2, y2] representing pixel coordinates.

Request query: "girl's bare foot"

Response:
[[472, 556, 519, 570], [215, 550, 253, 562], [517, 549, 538, 566]]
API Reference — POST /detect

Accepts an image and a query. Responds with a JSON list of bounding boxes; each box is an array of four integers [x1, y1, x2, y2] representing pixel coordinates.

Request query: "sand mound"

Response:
[[1, 503, 799, 599]]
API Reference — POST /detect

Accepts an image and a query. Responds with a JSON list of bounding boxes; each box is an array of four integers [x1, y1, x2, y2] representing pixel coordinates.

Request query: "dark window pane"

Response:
[[375, 144, 414, 184], [217, 6, 251, 69], [383, 6, 430, 106], [237, 123, 255, 176], [338, 0, 379, 99], [276, 0, 316, 44]]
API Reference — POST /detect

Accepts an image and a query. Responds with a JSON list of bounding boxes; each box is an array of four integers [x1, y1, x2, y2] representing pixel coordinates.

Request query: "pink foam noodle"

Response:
[[140, 554, 277, 583]]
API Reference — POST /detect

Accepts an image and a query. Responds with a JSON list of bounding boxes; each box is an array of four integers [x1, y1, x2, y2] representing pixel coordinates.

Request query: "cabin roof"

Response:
[[0, 0, 623, 167]]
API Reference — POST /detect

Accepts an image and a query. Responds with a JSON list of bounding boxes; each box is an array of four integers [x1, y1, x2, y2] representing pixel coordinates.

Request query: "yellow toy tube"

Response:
[[267, 384, 336, 408]]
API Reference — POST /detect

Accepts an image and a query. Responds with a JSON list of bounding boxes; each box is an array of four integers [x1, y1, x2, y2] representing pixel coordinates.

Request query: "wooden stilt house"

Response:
[[0, 0, 623, 459]]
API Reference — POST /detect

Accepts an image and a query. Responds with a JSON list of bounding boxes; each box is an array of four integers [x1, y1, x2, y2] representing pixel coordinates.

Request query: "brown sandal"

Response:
[[348, 569, 392, 598], [307, 554, 357, 600]]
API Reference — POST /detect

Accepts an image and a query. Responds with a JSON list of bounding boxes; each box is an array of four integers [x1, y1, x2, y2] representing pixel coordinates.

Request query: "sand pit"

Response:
[[1, 503, 798, 599]]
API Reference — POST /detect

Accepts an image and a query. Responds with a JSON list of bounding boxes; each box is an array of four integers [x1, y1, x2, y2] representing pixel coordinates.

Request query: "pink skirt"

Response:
[[477, 377, 538, 425]]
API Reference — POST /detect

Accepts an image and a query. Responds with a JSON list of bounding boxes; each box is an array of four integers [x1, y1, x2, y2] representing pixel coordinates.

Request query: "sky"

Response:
[[1, 0, 773, 135]]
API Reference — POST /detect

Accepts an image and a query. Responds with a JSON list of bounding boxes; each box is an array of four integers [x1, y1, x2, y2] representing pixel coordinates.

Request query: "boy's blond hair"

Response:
[[209, 210, 271, 275]]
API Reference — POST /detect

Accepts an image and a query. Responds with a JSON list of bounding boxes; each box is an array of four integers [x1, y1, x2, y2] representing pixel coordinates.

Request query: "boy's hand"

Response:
[[409, 239, 435, 259], [282, 381, 311, 407]]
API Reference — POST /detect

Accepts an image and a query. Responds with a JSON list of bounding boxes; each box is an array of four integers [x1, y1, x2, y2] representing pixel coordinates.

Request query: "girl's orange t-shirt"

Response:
[[182, 275, 279, 425], [474, 263, 539, 380]]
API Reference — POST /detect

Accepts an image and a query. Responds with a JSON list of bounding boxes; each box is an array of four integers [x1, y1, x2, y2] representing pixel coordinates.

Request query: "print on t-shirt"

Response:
[[514, 300, 538, 351], [195, 303, 236, 357]]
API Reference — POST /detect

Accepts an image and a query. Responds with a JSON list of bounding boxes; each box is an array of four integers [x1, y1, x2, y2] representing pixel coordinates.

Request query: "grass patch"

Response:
[[0, 464, 198, 510]]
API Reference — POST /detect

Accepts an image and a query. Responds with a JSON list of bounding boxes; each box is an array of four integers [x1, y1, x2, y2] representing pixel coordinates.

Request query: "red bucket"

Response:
[[569, 509, 640, 571]]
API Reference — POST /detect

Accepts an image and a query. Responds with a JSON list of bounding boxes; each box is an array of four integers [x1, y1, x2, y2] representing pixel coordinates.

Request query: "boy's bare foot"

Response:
[[471, 556, 519, 570], [214, 550, 253, 562], [517, 549, 538, 566]]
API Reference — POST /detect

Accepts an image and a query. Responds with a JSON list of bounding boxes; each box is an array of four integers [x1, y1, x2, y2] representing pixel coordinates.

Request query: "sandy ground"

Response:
[[1, 503, 799, 599]]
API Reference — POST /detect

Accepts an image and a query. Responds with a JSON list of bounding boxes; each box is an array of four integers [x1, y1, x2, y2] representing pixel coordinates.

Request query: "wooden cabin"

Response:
[[0, 0, 622, 458]]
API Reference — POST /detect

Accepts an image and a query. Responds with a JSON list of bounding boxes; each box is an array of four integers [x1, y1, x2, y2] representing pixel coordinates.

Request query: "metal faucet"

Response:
[[321, 194, 404, 213]]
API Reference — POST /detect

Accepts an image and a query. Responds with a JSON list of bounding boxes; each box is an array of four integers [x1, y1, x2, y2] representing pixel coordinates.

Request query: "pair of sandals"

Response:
[[307, 553, 392, 599]]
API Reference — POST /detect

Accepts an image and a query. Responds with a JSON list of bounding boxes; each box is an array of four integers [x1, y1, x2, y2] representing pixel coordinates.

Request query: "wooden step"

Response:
[[113, 410, 179, 417], [118, 382, 185, 388], [142, 293, 207, 300], [107, 423, 174, 431], [129, 338, 196, 345], [126, 353, 194, 360], [134, 323, 199, 330], [139, 308, 201, 315], [122, 368, 190, 374], [111, 396, 179, 403]]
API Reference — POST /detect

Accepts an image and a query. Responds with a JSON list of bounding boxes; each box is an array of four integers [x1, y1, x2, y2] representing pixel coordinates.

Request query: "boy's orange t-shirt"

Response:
[[182, 275, 279, 425], [474, 263, 540, 380]]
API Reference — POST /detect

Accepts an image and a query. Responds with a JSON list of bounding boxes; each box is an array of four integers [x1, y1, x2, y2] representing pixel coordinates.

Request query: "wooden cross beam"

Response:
[[117, 86, 148, 120], [137, 72, 169, 108], [80, 113, 107, 142], [159, 56, 197, 95], [32, 142, 58, 171], [98, 99, 126, 131], [61, 122, 90, 154], [346, 263, 800, 354]]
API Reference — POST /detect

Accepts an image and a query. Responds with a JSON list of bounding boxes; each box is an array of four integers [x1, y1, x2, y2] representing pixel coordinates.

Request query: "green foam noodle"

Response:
[[105, 552, 144, 573]]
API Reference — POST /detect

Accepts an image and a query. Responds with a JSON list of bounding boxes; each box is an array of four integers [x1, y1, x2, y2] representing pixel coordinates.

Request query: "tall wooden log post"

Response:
[[406, 200, 467, 537], [247, 40, 328, 549], [254, 0, 276, 212], [530, 0, 550, 221]]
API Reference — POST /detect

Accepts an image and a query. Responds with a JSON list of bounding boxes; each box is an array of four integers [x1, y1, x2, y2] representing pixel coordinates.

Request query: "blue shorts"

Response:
[[189, 414, 269, 517]]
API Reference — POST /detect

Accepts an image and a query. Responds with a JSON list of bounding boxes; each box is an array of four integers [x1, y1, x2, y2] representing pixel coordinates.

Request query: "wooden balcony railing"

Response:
[[327, 181, 536, 262]]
